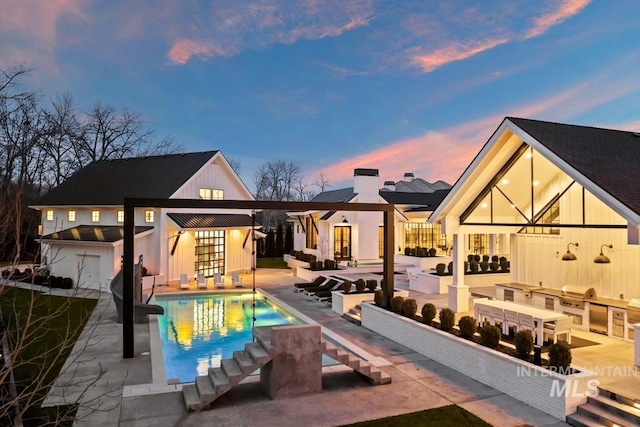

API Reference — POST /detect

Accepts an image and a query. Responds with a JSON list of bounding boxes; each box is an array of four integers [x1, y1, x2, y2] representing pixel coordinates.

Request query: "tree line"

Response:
[[1, 65, 329, 263]]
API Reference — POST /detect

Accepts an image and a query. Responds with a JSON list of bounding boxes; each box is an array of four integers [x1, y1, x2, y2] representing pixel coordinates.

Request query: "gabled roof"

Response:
[[507, 117, 640, 217], [167, 213, 257, 229], [310, 187, 356, 203], [36, 151, 218, 206], [386, 178, 451, 193], [42, 225, 153, 243]]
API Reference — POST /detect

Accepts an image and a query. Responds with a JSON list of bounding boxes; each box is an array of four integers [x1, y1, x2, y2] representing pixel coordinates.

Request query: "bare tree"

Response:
[[253, 160, 305, 230], [314, 171, 330, 192], [227, 157, 241, 175]]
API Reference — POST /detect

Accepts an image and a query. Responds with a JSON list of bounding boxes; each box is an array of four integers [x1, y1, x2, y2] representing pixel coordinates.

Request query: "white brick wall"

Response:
[[361, 303, 598, 420]]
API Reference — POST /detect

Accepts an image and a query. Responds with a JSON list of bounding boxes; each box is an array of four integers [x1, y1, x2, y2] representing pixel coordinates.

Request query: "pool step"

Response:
[[321, 341, 391, 385], [183, 339, 273, 412]]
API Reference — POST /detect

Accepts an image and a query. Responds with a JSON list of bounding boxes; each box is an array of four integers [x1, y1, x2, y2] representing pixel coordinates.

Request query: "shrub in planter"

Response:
[[355, 278, 366, 292], [417, 247, 426, 257], [435, 263, 446, 276], [500, 261, 509, 273], [421, 303, 437, 324], [402, 298, 418, 318], [390, 296, 404, 314], [447, 261, 453, 275], [366, 279, 377, 292], [489, 262, 500, 272], [404, 247, 411, 255], [473, 254, 481, 262], [309, 254, 317, 263], [324, 259, 332, 269], [479, 325, 501, 349], [458, 316, 477, 338], [428, 247, 437, 257], [374, 289, 384, 307], [439, 308, 455, 331], [62, 277, 73, 289], [482, 255, 490, 263], [499, 256, 507, 263], [342, 280, 352, 293], [467, 254, 474, 263], [464, 261, 469, 273], [514, 330, 534, 357], [469, 261, 479, 273], [548, 342, 572, 371], [480, 261, 489, 273], [491, 255, 499, 262]]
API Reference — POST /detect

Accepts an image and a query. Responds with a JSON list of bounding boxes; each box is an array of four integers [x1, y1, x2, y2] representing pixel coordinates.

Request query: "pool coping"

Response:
[[123, 289, 389, 398]]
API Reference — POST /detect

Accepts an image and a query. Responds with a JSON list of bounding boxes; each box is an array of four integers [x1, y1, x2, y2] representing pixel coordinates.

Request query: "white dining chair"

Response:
[[489, 307, 505, 334], [503, 309, 520, 335], [517, 313, 537, 342], [543, 316, 573, 344], [476, 304, 492, 327]]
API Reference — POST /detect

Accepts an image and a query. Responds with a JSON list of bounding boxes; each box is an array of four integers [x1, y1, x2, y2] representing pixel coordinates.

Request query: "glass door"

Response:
[[194, 230, 225, 277], [334, 226, 351, 260]]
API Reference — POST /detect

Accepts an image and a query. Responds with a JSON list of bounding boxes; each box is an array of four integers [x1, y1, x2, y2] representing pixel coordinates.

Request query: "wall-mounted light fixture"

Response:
[[594, 244, 613, 264], [561, 242, 578, 261], [342, 216, 348, 224]]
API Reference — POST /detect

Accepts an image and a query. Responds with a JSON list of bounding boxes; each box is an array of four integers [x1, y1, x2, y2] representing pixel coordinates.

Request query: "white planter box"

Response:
[[286, 258, 310, 274], [395, 254, 451, 270], [332, 289, 410, 315], [361, 303, 598, 420], [410, 272, 510, 294], [142, 274, 166, 290]]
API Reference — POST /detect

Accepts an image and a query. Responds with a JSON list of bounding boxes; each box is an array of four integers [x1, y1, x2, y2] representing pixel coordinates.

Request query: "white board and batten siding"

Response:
[[49, 244, 114, 291]]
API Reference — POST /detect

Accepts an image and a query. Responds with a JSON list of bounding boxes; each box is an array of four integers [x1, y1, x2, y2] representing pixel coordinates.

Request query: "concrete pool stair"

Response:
[[183, 324, 391, 412]]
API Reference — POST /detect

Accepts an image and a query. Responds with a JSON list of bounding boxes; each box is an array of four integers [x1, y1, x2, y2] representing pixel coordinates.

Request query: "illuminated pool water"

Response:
[[156, 292, 301, 383]]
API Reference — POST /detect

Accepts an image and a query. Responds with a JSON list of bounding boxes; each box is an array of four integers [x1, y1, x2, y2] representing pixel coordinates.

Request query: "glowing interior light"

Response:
[[533, 180, 539, 186], [525, 152, 532, 159], [481, 202, 488, 208], [510, 204, 516, 208], [502, 179, 509, 185]]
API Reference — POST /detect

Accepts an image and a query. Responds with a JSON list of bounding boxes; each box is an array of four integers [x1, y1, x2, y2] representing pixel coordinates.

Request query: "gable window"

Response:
[[68, 210, 76, 222], [199, 188, 224, 200], [117, 210, 124, 222], [91, 210, 100, 222], [46, 210, 53, 221], [145, 210, 154, 223]]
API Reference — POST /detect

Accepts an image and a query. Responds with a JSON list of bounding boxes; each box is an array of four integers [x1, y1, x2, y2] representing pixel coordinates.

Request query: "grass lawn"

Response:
[[256, 257, 289, 269], [1, 286, 97, 427], [341, 405, 492, 427]]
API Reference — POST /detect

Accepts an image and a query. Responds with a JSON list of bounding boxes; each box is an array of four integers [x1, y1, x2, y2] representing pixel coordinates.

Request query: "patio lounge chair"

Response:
[[231, 271, 243, 288], [293, 276, 327, 292], [179, 274, 190, 290], [313, 280, 345, 301], [303, 278, 340, 296], [196, 273, 207, 290], [213, 273, 224, 289]]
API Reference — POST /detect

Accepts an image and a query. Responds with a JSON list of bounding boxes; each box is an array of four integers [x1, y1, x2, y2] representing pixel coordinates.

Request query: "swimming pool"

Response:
[[155, 292, 301, 383]]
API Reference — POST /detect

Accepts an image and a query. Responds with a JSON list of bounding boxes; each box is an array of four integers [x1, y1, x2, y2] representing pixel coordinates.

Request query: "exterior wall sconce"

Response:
[[342, 216, 348, 224], [594, 244, 613, 264], [561, 242, 578, 261]]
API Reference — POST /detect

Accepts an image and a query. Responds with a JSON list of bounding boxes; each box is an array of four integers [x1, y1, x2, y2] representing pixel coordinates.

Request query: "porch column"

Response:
[[448, 233, 469, 312], [489, 234, 496, 256]]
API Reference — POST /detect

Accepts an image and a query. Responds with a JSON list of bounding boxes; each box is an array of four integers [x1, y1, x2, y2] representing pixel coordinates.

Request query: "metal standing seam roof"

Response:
[[167, 213, 258, 229], [508, 117, 640, 217], [36, 151, 218, 206], [310, 188, 357, 203], [41, 225, 154, 243]]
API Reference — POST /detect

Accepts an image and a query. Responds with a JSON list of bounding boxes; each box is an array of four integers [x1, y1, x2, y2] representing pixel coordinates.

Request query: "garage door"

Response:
[[78, 255, 100, 290]]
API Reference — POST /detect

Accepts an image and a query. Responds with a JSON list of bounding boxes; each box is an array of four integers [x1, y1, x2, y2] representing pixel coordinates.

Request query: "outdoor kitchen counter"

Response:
[[495, 282, 539, 291], [588, 296, 629, 309]]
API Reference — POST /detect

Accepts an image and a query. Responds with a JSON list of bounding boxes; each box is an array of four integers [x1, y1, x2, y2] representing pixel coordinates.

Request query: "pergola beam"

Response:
[[122, 198, 395, 359]]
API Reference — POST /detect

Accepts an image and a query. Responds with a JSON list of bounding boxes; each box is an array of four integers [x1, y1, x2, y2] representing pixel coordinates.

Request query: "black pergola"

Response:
[[122, 198, 395, 358]]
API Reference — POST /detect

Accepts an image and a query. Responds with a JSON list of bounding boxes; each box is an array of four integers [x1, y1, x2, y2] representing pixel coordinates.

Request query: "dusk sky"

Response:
[[2, 0, 639, 191]]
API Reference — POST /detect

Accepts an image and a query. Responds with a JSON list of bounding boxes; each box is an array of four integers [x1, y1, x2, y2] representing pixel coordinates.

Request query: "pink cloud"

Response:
[[167, 39, 232, 65], [410, 37, 510, 73], [525, 0, 591, 39]]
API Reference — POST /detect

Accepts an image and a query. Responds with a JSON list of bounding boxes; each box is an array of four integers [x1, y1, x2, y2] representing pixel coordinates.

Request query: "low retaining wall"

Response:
[[395, 254, 451, 270], [361, 303, 597, 420], [331, 289, 410, 315], [410, 272, 510, 294]]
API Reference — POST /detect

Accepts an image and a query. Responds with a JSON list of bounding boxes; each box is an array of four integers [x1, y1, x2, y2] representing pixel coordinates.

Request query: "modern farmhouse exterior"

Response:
[[32, 151, 257, 290], [431, 117, 640, 340], [289, 168, 450, 264]]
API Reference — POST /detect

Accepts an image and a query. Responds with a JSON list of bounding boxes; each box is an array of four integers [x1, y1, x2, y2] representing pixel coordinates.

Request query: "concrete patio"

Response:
[[33, 268, 639, 426]]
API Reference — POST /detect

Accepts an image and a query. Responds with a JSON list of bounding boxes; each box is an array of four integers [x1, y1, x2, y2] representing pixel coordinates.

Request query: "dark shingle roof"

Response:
[[380, 189, 450, 209], [310, 187, 356, 203], [37, 151, 218, 206], [508, 117, 640, 216], [167, 213, 256, 229], [42, 225, 153, 243]]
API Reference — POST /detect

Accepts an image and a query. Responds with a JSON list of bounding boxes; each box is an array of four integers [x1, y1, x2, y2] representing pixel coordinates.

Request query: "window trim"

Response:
[[68, 210, 76, 222], [91, 210, 100, 222]]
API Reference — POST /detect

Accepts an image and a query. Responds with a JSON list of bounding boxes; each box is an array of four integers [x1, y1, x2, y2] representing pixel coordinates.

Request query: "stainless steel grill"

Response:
[[559, 286, 597, 310]]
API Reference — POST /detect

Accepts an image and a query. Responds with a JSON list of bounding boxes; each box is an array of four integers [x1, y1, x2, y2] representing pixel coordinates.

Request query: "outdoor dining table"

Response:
[[473, 298, 567, 346]]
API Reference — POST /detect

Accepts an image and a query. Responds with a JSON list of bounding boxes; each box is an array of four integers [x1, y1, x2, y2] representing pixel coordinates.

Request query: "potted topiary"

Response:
[[467, 254, 474, 263], [514, 330, 533, 358], [548, 342, 572, 372], [421, 303, 436, 324], [417, 247, 426, 257], [447, 261, 453, 275], [479, 325, 501, 349], [480, 261, 489, 273], [374, 289, 384, 307], [482, 254, 490, 263], [469, 261, 479, 273], [473, 254, 481, 262], [366, 279, 377, 292], [355, 278, 366, 292], [428, 247, 437, 257], [390, 296, 404, 314], [489, 262, 499, 272], [402, 298, 418, 318], [491, 255, 499, 262], [342, 280, 352, 293], [435, 263, 446, 276], [404, 247, 411, 255]]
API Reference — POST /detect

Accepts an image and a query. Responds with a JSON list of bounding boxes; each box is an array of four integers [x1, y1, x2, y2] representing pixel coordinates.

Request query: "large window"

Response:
[[404, 222, 445, 250], [305, 216, 317, 249], [468, 234, 489, 254], [199, 188, 224, 200], [195, 230, 225, 277]]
